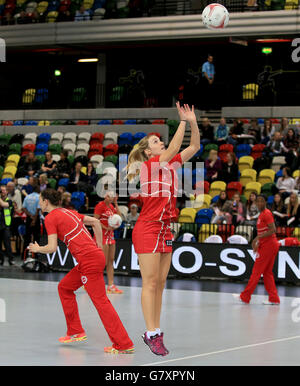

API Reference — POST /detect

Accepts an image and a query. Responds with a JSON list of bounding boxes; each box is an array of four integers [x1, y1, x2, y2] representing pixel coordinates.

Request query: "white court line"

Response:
[[142, 335, 300, 366]]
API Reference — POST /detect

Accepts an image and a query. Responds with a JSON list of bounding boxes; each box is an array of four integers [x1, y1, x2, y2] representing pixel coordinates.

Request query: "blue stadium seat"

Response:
[[267, 195, 274, 205], [98, 120, 111, 125], [1, 178, 13, 185], [35, 143, 49, 155], [25, 120, 38, 126], [71, 191, 86, 210], [195, 208, 214, 225], [14, 120, 24, 125], [37, 133, 51, 144], [58, 178, 70, 188], [124, 119, 137, 125], [235, 144, 251, 158], [133, 132, 147, 146], [118, 132, 133, 146]]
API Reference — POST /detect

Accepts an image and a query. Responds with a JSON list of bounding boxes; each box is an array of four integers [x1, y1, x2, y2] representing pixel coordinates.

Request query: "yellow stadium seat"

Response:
[[285, 0, 298, 9], [193, 194, 212, 210], [257, 169, 275, 186], [240, 168, 257, 187], [81, 166, 87, 175], [293, 228, 300, 240], [209, 180, 227, 198], [178, 208, 197, 223], [244, 181, 261, 200], [242, 83, 259, 100], [198, 224, 218, 242], [2, 165, 17, 179], [22, 88, 36, 105], [36, 1, 48, 13], [293, 170, 300, 178], [38, 120, 50, 126], [46, 11, 58, 22], [238, 156, 254, 172], [5, 154, 20, 167], [83, 0, 94, 9]]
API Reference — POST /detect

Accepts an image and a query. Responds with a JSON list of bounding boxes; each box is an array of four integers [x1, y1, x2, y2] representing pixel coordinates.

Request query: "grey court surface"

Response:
[[1, 276, 300, 366]]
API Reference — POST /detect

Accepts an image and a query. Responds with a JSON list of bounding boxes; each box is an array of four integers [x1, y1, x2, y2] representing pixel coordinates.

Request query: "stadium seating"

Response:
[[238, 156, 254, 172], [257, 169, 275, 186], [239, 168, 257, 187]]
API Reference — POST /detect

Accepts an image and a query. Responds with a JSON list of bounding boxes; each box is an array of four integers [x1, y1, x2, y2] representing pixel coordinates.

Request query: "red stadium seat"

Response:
[[88, 143, 103, 158], [90, 132, 104, 145], [113, 120, 124, 125], [194, 180, 210, 195], [103, 144, 118, 158], [2, 120, 13, 126], [76, 120, 89, 125], [148, 132, 161, 138], [152, 119, 165, 124], [21, 144, 36, 156], [218, 224, 235, 242], [251, 144, 266, 160], [226, 181, 243, 199], [218, 144, 234, 162]]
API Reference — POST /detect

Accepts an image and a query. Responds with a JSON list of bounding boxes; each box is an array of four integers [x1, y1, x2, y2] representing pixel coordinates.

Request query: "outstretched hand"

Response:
[[28, 242, 40, 253], [176, 102, 197, 123]]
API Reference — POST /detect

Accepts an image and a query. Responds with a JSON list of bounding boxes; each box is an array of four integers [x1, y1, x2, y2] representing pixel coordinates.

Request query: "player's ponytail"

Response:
[[126, 136, 150, 182]]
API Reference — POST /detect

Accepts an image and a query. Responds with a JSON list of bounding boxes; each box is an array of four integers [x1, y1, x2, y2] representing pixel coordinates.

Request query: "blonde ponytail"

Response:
[[126, 136, 150, 182]]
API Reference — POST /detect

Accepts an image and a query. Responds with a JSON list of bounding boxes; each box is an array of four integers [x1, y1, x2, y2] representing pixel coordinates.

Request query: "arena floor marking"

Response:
[[141, 334, 300, 366]]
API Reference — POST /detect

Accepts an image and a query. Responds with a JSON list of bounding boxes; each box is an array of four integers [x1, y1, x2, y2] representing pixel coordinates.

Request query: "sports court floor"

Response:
[[1, 265, 300, 366]]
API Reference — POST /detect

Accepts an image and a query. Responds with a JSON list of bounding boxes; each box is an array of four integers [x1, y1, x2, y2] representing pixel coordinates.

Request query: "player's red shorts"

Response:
[[102, 229, 115, 245], [132, 220, 174, 254]]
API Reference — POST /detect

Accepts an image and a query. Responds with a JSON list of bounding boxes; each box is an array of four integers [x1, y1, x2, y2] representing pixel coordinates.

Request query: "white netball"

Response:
[[202, 3, 229, 30], [108, 214, 123, 229]]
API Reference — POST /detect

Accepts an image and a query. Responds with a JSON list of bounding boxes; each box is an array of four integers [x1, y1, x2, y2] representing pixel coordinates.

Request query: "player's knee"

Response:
[[143, 277, 159, 292]]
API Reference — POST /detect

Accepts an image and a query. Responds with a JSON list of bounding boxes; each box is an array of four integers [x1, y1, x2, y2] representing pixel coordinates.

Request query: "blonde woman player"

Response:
[[126, 102, 200, 356], [94, 192, 123, 294]]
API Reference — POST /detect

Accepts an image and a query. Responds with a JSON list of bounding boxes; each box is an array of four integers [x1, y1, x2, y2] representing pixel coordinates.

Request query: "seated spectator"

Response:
[[54, 150, 71, 180], [247, 118, 261, 145], [204, 149, 222, 183], [57, 186, 67, 195], [228, 119, 244, 146], [6, 181, 22, 211], [75, 5, 91, 21], [126, 203, 140, 226], [271, 193, 287, 226], [40, 151, 57, 177], [68, 161, 87, 193], [265, 131, 287, 156], [21, 176, 39, 198], [275, 167, 295, 199], [17, 151, 41, 178], [228, 192, 245, 226], [214, 117, 229, 145], [61, 192, 75, 210], [276, 117, 290, 138], [244, 192, 259, 226], [39, 173, 49, 192], [211, 190, 232, 224], [283, 128, 299, 153], [86, 161, 98, 190], [261, 118, 275, 144], [217, 152, 239, 184], [198, 117, 215, 144], [286, 192, 300, 227], [294, 171, 300, 193]]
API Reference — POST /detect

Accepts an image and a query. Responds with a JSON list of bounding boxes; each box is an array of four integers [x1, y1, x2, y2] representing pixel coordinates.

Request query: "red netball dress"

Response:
[[94, 201, 117, 245]]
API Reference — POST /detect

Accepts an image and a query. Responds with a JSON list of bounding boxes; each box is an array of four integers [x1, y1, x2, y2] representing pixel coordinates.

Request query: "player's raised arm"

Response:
[[158, 101, 187, 164], [179, 104, 201, 163]]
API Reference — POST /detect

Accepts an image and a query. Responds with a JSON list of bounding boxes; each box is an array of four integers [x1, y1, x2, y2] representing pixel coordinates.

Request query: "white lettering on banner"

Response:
[[277, 251, 300, 279], [247, 249, 257, 262], [0, 298, 6, 322], [131, 245, 140, 270], [291, 298, 300, 323], [172, 246, 203, 274], [46, 246, 74, 267], [113, 249, 124, 270], [0, 39, 5, 62], [219, 248, 246, 277], [291, 38, 300, 63]]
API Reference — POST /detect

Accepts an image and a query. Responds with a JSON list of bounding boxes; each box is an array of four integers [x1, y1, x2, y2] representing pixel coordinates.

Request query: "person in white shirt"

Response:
[[126, 204, 139, 226], [276, 167, 295, 200]]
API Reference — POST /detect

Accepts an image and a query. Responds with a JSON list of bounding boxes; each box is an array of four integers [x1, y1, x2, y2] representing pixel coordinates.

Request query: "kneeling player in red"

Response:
[[233, 194, 280, 305], [278, 237, 300, 247], [28, 188, 134, 354]]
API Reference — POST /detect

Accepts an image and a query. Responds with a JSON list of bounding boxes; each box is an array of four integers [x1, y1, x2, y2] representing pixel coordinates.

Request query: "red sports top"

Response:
[[44, 208, 99, 263], [256, 208, 277, 246], [94, 201, 117, 228], [138, 153, 182, 222]]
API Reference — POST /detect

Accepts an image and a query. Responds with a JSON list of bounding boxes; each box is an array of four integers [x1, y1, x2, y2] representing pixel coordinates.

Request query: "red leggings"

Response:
[[58, 257, 133, 350], [241, 240, 280, 304]]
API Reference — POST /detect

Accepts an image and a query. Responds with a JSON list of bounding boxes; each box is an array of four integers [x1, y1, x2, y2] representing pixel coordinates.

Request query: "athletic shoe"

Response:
[[58, 332, 87, 343], [232, 293, 248, 304], [107, 284, 123, 294], [262, 300, 280, 305], [142, 332, 167, 356], [104, 346, 135, 354], [158, 332, 169, 355]]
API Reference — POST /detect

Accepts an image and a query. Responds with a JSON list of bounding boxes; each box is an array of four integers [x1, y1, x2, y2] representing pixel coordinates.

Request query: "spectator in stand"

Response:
[[57, 185, 67, 195], [294, 170, 300, 193], [6, 181, 22, 212], [0, 185, 15, 266], [198, 117, 215, 145], [214, 117, 229, 145], [275, 167, 295, 199], [17, 151, 40, 178], [247, 118, 261, 145], [244, 192, 259, 226], [61, 192, 75, 210], [75, 5, 91, 21], [39, 173, 49, 192], [40, 151, 57, 178], [54, 150, 71, 180], [201, 54, 215, 110], [68, 161, 87, 193], [228, 119, 244, 146], [204, 149, 222, 183], [22, 185, 41, 258], [261, 118, 275, 144], [211, 190, 232, 224], [228, 192, 245, 226], [265, 131, 287, 156], [271, 193, 287, 226], [283, 128, 299, 153], [85, 161, 98, 193], [286, 192, 300, 227], [277, 117, 290, 138], [217, 152, 239, 184], [6, 181, 26, 244], [21, 176, 39, 198], [126, 203, 140, 226]]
